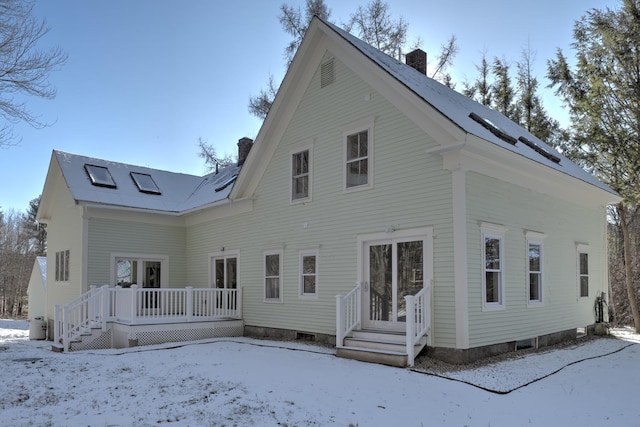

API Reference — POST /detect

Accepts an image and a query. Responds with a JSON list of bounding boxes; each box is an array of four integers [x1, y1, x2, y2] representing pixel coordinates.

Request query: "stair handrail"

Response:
[[405, 283, 431, 367], [336, 282, 361, 348], [55, 285, 111, 352]]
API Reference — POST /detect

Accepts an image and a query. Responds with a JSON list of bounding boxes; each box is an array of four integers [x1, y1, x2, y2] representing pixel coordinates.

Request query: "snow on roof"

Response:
[[322, 20, 617, 196], [54, 150, 240, 214]]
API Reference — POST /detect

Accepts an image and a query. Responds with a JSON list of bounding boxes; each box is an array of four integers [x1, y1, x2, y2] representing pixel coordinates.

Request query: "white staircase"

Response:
[[335, 284, 431, 367], [52, 323, 112, 352]]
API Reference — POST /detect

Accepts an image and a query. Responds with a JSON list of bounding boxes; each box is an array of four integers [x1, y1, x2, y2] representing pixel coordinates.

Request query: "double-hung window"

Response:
[[346, 131, 369, 188], [526, 232, 545, 305], [264, 251, 283, 302], [481, 223, 507, 309], [299, 250, 318, 297], [291, 148, 311, 202], [577, 244, 590, 299], [343, 119, 374, 191], [55, 250, 70, 282]]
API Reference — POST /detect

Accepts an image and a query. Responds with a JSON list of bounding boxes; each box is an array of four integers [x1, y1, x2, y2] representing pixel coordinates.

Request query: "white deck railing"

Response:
[[113, 286, 242, 323], [405, 284, 431, 367], [335, 283, 361, 347], [55, 286, 242, 350]]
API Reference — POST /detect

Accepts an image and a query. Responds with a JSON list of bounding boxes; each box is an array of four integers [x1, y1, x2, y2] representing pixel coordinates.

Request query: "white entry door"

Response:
[[363, 236, 427, 331]]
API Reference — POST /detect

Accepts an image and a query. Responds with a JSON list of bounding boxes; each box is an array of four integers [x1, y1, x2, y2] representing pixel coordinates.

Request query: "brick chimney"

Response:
[[237, 137, 253, 166], [406, 49, 427, 75]]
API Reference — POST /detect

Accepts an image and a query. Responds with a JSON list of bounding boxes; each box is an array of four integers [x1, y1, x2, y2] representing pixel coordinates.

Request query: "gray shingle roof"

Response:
[[54, 150, 239, 213]]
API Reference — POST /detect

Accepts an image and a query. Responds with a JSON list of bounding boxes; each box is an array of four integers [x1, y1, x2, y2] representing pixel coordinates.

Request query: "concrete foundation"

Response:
[[425, 327, 580, 365], [244, 325, 336, 346]]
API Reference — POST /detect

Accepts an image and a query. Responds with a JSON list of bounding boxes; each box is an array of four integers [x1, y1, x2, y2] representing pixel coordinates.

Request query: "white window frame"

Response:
[[55, 249, 70, 282], [290, 143, 313, 203], [299, 249, 319, 298], [526, 231, 545, 306], [263, 250, 283, 303], [481, 223, 507, 310], [343, 118, 374, 192], [577, 244, 590, 300], [110, 253, 169, 288]]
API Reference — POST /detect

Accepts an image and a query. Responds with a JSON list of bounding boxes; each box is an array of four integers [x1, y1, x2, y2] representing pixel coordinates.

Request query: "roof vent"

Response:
[[517, 136, 561, 164], [469, 112, 517, 145], [321, 58, 335, 88]]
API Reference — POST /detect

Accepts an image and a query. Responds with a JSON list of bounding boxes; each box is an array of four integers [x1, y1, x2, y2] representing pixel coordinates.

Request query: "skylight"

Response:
[[517, 136, 561, 164], [84, 164, 116, 188], [214, 175, 238, 192], [469, 112, 517, 145], [130, 172, 161, 194]]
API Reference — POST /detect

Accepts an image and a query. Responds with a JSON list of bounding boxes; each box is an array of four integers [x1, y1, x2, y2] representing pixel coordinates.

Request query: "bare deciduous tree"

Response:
[[345, 0, 408, 59], [0, 0, 67, 145], [248, 0, 458, 120], [0, 209, 35, 317], [197, 137, 235, 173], [280, 0, 331, 65]]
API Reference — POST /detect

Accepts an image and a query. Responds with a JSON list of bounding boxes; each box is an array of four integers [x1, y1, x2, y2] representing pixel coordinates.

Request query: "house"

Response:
[[35, 17, 620, 365]]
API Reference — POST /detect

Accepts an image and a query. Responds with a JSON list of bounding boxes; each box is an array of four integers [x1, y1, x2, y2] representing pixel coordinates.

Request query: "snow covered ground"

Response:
[[1, 319, 639, 426]]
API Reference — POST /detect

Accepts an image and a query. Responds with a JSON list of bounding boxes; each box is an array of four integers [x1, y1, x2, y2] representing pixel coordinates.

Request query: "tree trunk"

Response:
[[618, 203, 640, 333]]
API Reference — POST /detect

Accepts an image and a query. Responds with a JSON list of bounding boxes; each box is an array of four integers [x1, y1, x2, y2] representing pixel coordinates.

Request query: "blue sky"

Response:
[[1, 0, 620, 213]]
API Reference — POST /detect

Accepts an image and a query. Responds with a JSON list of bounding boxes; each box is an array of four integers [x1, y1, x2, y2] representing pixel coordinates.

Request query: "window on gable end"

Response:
[[55, 249, 70, 282], [291, 148, 312, 202]]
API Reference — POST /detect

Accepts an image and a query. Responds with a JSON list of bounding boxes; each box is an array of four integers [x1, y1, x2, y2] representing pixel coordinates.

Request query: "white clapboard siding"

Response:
[[465, 172, 607, 347], [185, 55, 456, 344], [87, 218, 187, 288]]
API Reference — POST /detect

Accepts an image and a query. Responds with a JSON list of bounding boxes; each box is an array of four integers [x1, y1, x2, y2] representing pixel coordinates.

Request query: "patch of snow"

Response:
[[1, 320, 639, 426]]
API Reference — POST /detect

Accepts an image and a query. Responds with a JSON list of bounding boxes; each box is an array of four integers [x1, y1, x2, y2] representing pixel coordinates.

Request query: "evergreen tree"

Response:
[[547, 0, 640, 332], [515, 46, 563, 145], [491, 57, 516, 119], [463, 52, 492, 106]]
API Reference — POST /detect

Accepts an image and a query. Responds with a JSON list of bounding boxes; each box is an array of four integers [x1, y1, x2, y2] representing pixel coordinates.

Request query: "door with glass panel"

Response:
[[115, 258, 162, 309], [211, 256, 237, 311], [363, 238, 424, 331], [211, 256, 237, 289]]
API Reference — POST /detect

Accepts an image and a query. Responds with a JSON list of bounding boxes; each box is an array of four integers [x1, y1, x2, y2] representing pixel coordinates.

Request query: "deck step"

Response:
[[337, 330, 427, 367], [343, 337, 406, 353], [336, 346, 408, 367], [350, 329, 406, 343]]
